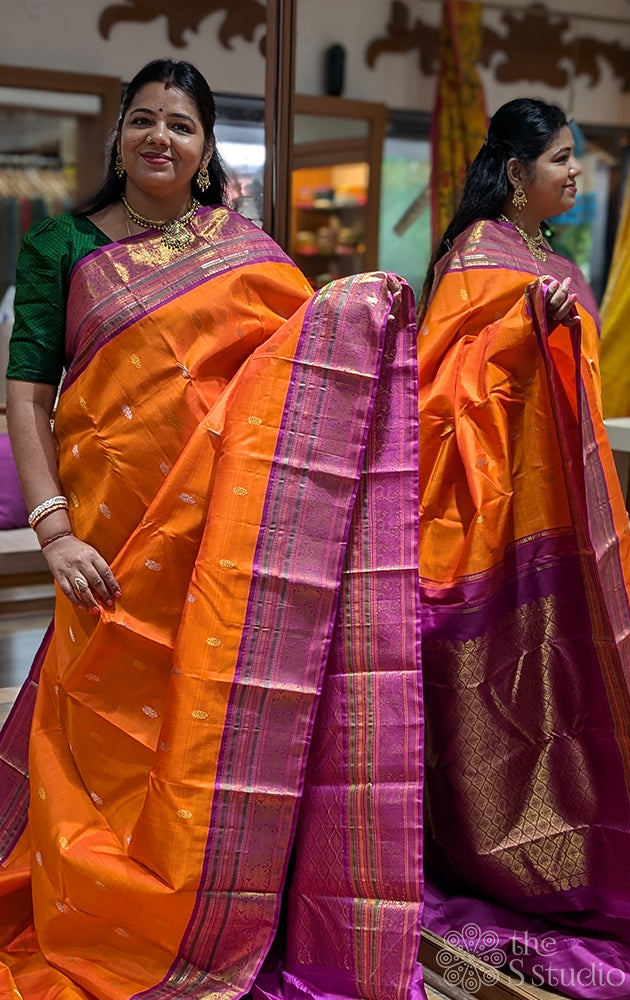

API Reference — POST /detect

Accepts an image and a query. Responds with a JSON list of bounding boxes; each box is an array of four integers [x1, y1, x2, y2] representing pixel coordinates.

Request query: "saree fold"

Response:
[[418, 219, 630, 998], [0, 208, 424, 1000]]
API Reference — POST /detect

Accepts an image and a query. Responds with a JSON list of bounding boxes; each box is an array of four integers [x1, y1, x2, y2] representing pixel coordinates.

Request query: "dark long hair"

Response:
[[420, 98, 568, 306], [74, 59, 228, 216]]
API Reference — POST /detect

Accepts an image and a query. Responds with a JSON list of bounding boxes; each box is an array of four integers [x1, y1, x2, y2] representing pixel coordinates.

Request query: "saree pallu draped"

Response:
[[0, 208, 424, 1000], [417, 219, 630, 998]]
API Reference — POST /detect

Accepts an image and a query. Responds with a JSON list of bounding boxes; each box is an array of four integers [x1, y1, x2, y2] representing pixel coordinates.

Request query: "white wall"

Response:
[[5, 0, 267, 94], [296, 0, 630, 126], [3, 0, 630, 126]]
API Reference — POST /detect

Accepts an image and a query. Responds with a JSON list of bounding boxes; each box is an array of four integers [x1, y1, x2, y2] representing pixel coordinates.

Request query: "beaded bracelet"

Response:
[[40, 530, 74, 550], [28, 495, 69, 529]]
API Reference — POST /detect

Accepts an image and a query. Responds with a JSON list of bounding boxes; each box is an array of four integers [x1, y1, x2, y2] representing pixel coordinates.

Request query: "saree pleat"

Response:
[[419, 220, 630, 997], [0, 208, 424, 1000]]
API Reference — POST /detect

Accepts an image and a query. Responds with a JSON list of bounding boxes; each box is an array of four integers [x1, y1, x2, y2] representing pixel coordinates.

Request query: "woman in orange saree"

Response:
[[418, 99, 630, 997], [0, 208, 424, 1000], [0, 59, 424, 1000]]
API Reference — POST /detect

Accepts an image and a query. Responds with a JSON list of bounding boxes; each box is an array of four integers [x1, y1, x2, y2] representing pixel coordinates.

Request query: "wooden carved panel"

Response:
[[366, 0, 630, 92], [98, 0, 267, 52]]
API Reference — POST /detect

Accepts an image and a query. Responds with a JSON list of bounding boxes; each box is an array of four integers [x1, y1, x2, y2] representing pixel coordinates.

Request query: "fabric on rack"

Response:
[[0, 166, 74, 298], [417, 217, 630, 998], [0, 206, 424, 1000], [430, 0, 487, 244], [600, 170, 630, 417], [0, 197, 21, 293]]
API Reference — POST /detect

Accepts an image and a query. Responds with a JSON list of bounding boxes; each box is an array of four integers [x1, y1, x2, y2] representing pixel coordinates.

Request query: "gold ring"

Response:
[[74, 576, 88, 591]]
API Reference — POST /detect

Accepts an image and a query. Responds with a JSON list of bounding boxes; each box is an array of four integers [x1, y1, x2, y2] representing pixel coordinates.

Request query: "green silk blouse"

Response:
[[7, 214, 111, 386]]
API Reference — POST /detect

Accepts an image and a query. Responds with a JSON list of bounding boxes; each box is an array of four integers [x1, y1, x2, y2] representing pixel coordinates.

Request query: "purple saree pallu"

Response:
[[137, 272, 425, 1000]]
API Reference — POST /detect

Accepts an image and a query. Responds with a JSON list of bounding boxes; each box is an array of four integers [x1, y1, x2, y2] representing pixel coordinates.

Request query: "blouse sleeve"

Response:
[[6, 216, 75, 386]]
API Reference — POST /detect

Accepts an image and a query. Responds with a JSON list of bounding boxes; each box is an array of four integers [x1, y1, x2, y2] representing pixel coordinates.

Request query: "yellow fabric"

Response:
[[600, 176, 630, 416], [431, 0, 488, 244]]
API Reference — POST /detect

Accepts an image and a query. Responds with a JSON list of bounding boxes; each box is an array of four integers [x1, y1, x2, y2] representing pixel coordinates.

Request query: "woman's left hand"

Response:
[[542, 275, 579, 327]]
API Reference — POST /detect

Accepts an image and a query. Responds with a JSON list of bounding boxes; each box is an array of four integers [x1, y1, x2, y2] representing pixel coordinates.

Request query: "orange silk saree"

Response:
[[418, 218, 630, 997], [0, 208, 424, 1000]]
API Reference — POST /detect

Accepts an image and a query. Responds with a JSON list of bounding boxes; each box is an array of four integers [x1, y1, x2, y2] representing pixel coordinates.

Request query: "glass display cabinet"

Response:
[[290, 94, 387, 289]]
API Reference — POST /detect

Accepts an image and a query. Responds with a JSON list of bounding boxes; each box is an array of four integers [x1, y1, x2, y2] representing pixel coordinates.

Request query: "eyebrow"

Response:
[[129, 106, 196, 124]]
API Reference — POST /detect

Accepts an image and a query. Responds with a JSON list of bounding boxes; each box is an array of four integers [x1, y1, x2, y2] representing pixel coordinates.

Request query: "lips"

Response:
[[142, 152, 171, 164]]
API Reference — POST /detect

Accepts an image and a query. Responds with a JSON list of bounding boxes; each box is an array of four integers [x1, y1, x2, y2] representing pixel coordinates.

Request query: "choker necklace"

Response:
[[122, 195, 200, 249], [499, 214, 547, 261]]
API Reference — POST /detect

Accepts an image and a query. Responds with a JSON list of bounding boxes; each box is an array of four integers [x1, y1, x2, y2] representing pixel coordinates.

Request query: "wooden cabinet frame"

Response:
[[0, 65, 121, 200], [292, 94, 386, 270]]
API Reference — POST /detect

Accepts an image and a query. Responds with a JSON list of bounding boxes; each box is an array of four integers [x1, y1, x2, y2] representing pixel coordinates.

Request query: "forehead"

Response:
[[125, 81, 201, 120], [541, 124, 574, 157]]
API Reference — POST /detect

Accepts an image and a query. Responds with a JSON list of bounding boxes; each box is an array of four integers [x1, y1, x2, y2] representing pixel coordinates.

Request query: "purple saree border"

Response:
[[63, 207, 299, 390], [282, 280, 423, 1000], [0, 622, 53, 862], [424, 879, 630, 1000], [577, 381, 630, 660], [421, 530, 587, 638], [530, 284, 630, 687]]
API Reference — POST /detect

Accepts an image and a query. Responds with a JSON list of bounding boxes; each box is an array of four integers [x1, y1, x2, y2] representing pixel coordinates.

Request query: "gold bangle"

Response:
[[30, 503, 69, 529], [28, 495, 69, 529]]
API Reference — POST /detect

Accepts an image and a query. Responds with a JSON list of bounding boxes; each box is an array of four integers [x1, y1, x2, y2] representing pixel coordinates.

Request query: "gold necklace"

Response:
[[122, 195, 200, 249], [499, 214, 547, 262]]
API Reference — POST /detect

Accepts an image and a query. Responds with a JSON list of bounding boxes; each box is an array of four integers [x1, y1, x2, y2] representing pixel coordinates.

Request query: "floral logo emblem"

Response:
[[435, 923, 507, 994]]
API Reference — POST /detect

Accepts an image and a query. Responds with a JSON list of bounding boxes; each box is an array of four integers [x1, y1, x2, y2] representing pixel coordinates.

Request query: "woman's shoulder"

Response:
[[22, 212, 103, 253], [433, 219, 502, 281], [19, 213, 110, 279], [24, 212, 80, 240], [197, 203, 263, 234], [197, 204, 297, 259], [452, 217, 504, 253]]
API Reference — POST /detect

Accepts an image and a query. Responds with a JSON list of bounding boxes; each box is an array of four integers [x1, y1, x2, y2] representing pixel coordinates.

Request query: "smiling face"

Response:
[[508, 125, 582, 224], [119, 81, 209, 207]]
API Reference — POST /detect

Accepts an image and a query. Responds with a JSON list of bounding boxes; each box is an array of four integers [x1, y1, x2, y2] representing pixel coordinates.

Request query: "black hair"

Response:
[[73, 58, 228, 216], [420, 98, 568, 306]]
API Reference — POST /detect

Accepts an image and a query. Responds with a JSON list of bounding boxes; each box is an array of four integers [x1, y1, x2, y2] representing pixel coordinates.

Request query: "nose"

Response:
[[149, 120, 169, 146], [568, 157, 582, 178]]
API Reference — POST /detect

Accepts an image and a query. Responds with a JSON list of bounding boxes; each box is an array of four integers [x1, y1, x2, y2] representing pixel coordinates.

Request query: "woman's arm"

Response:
[[6, 378, 121, 612]]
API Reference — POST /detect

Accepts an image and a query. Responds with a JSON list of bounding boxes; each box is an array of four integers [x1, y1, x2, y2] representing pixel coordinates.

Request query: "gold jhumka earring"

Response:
[[512, 185, 527, 210], [196, 162, 210, 192], [115, 150, 125, 179]]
